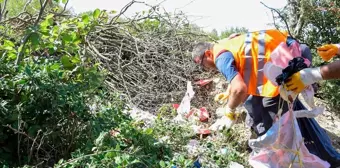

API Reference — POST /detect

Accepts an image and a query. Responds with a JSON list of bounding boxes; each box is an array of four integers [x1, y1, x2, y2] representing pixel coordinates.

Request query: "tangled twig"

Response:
[[87, 5, 218, 112]]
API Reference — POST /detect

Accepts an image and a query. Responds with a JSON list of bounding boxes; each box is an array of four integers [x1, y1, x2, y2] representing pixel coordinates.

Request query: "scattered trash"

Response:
[[174, 81, 195, 123], [194, 78, 213, 87], [220, 148, 228, 155], [198, 107, 209, 122], [186, 139, 200, 155], [228, 161, 244, 168], [172, 81, 212, 135], [172, 104, 180, 110], [123, 105, 156, 128], [193, 159, 202, 168], [186, 107, 209, 122]]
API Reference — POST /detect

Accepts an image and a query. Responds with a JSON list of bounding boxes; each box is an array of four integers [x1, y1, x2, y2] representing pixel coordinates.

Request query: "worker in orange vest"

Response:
[[284, 44, 340, 93], [192, 29, 312, 136]]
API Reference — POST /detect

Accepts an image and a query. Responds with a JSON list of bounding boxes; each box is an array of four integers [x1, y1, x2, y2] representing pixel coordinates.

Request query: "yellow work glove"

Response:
[[209, 106, 238, 131], [214, 92, 229, 104], [284, 67, 323, 94], [317, 44, 340, 61], [214, 85, 231, 104]]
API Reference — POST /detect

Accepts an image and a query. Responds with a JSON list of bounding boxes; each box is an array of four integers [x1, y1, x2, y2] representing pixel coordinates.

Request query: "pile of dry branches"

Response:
[[86, 2, 219, 112]]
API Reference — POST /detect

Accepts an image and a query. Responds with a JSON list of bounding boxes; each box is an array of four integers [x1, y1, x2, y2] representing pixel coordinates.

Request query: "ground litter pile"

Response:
[[83, 4, 253, 167]]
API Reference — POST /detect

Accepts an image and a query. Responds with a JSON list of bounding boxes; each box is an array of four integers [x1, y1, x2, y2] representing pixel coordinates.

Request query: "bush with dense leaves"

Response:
[[0, 9, 177, 167]]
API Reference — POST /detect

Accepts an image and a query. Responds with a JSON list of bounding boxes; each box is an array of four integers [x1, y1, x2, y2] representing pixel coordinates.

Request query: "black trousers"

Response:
[[244, 95, 289, 136]]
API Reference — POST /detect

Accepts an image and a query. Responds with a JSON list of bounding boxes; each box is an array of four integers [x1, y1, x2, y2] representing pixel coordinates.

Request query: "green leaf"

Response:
[[50, 63, 60, 70], [105, 151, 115, 158], [115, 156, 122, 164], [17, 79, 27, 85], [4, 40, 14, 47], [71, 56, 80, 64], [61, 55, 73, 69], [28, 125, 40, 137], [62, 0, 67, 3], [3, 40, 14, 50], [145, 128, 153, 134], [77, 22, 85, 29], [30, 32, 40, 46], [62, 33, 73, 43], [7, 52, 16, 60], [82, 14, 90, 24], [46, 14, 54, 20], [159, 161, 166, 167], [25, 66, 32, 76], [9, 113, 18, 122], [93, 9, 100, 19], [110, 10, 117, 14]]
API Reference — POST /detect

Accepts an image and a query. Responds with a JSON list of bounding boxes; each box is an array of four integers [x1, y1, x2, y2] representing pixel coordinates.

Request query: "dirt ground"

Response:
[[313, 97, 340, 152]]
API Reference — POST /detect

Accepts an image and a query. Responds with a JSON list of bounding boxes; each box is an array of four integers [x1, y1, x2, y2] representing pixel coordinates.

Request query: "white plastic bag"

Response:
[[294, 106, 324, 118], [248, 107, 330, 168], [174, 81, 195, 123]]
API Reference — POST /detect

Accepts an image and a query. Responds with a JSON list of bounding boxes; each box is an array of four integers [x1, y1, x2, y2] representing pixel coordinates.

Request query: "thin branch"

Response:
[[22, 0, 34, 12], [109, 0, 143, 24], [260, 1, 293, 38], [1, 0, 8, 17], [34, 0, 49, 25], [54, 0, 70, 16], [15, 0, 50, 65], [0, 0, 8, 21]]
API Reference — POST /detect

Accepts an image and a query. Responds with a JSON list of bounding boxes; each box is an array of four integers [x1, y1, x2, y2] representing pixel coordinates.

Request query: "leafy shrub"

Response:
[[0, 10, 111, 166]]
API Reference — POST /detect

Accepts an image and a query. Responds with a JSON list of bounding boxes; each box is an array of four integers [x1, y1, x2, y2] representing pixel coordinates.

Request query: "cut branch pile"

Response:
[[86, 5, 219, 112]]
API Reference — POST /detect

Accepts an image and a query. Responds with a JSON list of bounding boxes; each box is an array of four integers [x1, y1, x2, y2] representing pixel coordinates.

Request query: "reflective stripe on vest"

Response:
[[212, 29, 287, 97], [243, 30, 267, 95]]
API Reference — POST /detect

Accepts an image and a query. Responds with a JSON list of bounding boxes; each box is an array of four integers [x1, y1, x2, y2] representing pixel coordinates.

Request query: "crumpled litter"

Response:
[[173, 81, 211, 135], [194, 78, 213, 87], [186, 107, 209, 122], [300, 85, 316, 108], [176, 81, 195, 117], [248, 105, 330, 168], [123, 105, 156, 128], [229, 161, 244, 168]]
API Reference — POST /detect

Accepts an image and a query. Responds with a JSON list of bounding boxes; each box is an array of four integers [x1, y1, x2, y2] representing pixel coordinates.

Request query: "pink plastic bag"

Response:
[[270, 41, 311, 69], [248, 106, 330, 168]]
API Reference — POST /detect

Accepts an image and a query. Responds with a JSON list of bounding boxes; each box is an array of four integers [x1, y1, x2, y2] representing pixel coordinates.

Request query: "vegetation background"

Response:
[[0, 0, 339, 167]]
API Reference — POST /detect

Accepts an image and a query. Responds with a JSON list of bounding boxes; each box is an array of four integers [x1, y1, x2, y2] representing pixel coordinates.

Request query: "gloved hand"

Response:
[[284, 67, 323, 93], [209, 106, 238, 131], [214, 85, 231, 104], [214, 92, 229, 104], [317, 44, 340, 61]]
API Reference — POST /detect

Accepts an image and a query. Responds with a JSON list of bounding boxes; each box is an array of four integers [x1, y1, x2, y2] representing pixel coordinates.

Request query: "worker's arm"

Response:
[[215, 52, 247, 110], [285, 43, 340, 93], [285, 61, 340, 93], [210, 52, 247, 131], [227, 74, 247, 109], [320, 60, 340, 80]]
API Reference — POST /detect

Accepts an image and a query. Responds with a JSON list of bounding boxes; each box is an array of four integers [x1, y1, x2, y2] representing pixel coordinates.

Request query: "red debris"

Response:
[[198, 128, 211, 135], [172, 104, 179, 110], [199, 107, 209, 122], [185, 109, 196, 119], [194, 79, 213, 87]]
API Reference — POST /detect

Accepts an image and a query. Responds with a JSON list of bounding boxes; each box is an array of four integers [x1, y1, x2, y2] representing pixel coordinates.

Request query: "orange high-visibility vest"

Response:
[[213, 29, 289, 97]]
